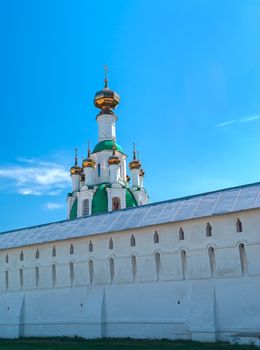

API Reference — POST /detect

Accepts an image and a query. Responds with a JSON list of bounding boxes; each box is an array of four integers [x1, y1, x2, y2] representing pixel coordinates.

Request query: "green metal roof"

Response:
[[126, 188, 137, 208], [70, 198, 78, 220], [92, 184, 109, 214], [92, 140, 124, 154]]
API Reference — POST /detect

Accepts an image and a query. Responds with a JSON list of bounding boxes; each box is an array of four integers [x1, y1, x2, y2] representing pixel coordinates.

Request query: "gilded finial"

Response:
[[133, 143, 136, 160], [74, 148, 78, 166], [104, 65, 108, 88]]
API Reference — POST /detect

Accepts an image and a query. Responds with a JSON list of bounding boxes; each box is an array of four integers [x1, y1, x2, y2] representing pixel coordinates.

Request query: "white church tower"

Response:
[[67, 73, 149, 219]]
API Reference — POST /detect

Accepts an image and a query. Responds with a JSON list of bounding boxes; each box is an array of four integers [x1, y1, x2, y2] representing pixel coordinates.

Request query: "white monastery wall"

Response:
[[0, 209, 259, 342]]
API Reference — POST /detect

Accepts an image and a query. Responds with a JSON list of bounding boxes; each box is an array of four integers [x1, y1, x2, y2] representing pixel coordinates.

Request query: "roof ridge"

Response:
[[1, 180, 260, 235]]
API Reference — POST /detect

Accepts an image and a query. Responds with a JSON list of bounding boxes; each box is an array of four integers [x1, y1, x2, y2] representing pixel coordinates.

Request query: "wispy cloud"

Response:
[[0, 157, 70, 196], [216, 120, 235, 128], [44, 202, 65, 210], [216, 114, 260, 128]]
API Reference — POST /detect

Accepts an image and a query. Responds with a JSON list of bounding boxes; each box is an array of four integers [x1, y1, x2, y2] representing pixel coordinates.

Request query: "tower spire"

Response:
[[133, 143, 136, 160], [104, 64, 108, 88], [74, 148, 78, 166]]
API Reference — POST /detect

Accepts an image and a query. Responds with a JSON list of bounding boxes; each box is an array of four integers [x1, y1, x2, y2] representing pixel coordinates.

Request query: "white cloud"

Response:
[[216, 120, 235, 128], [44, 202, 64, 210], [216, 114, 260, 128], [240, 115, 260, 123], [0, 157, 71, 196]]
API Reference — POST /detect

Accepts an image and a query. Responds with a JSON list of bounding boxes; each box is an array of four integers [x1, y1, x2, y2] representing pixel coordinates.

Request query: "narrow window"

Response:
[[70, 244, 74, 255], [70, 262, 74, 285], [131, 255, 137, 282], [181, 250, 188, 279], [82, 199, 90, 216], [179, 227, 184, 240], [89, 260, 94, 284], [239, 243, 248, 276], [5, 270, 9, 292], [89, 240, 93, 252], [236, 218, 242, 233], [112, 197, 121, 210], [109, 257, 115, 283], [36, 266, 39, 288], [206, 223, 212, 237], [154, 230, 159, 243], [5, 254, 8, 263], [52, 264, 56, 287], [20, 268, 24, 289], [36, 249, 40, 259], [109, 237, 113, 250], [155, 252, 161, 281], [208, 247, 216, 278], [98, 164, 101, 177], [52, 246, 56, 257], [130, 234, 136, 247], [20, 251, 24, 261]]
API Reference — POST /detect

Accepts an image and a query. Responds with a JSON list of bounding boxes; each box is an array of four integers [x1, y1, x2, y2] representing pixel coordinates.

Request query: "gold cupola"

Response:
[[94, 66, 120, 114], [83, 146, 96, 168], [70, 148, 82, 175], [129, 144, 141, 170], [108, 145, 120, 166]]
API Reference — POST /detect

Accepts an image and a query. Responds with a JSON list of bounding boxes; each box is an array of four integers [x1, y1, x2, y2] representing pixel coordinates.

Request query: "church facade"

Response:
[[0, 79, 259, 345]]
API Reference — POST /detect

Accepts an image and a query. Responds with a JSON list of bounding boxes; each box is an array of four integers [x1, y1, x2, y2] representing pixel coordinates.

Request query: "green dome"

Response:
[[91, 183, 137, 215], [92, 140, 124, 154]]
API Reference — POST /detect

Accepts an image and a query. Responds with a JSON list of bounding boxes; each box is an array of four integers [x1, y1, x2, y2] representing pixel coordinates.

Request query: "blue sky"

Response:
[[0, 0, 260, 232]]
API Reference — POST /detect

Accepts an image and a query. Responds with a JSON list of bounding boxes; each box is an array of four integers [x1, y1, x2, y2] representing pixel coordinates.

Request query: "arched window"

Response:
[[70, 244, 74, 255], [112, 197, 121, 210], [236, 218, 242, 233], [154, 230, 159, 243], [131, 255, 137, 282], [20, 251, 24, 261], [130, 234, 136, 247], [109, 237, 113, 250], [36, 266, 39, 288], [52, 264, 56, 287], [206, 223, 212, 237], [179, 227, 184, 240], [5, 270, 9, 291], [70, 262, 74, 285], [20, 268, 24, 289], [181, 250, 188, 280], [89, 240, 93, 252], [109, 257, 115, 283], [82, 199, 90, 216], [155, 253, 161, 281], [36, 249, 40, 259], [208, 247, 216, 278], [97, 164, 101, 177], [88, 260, 94, 284], [5, 254, 8, 263], [52, 246, 56, 257], [239, 243, 248, 276]]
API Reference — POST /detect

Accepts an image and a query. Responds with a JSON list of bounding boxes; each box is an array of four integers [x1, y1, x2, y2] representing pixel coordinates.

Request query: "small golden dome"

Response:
[[83, 147, 96, 168], [70, 148, 82, 175], [139, 169, 145, 177], [108, 145, 120, 166], [94, 69, 120, 113], [129, 144, 141, 170]]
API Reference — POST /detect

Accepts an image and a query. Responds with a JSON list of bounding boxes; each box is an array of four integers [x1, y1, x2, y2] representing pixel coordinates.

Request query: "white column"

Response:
[[84, 167, 95, 186], [109, 164, 120, 184], [71, 174, 80, 192], [131, 169, 140, 188], [96, 114, 117, 142]]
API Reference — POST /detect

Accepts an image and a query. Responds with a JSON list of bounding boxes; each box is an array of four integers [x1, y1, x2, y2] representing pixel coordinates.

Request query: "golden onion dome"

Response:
[[83, 147, 96, 168], [129, 145, 141, 170], [70, 148, 82, 175], [108, 145, 120, 166], [139, 169, 145, 177], [94, 77, 120, 113]]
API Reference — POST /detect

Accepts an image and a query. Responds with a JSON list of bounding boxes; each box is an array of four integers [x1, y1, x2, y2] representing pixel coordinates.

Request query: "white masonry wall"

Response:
[[0, 209, 259, 343]]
